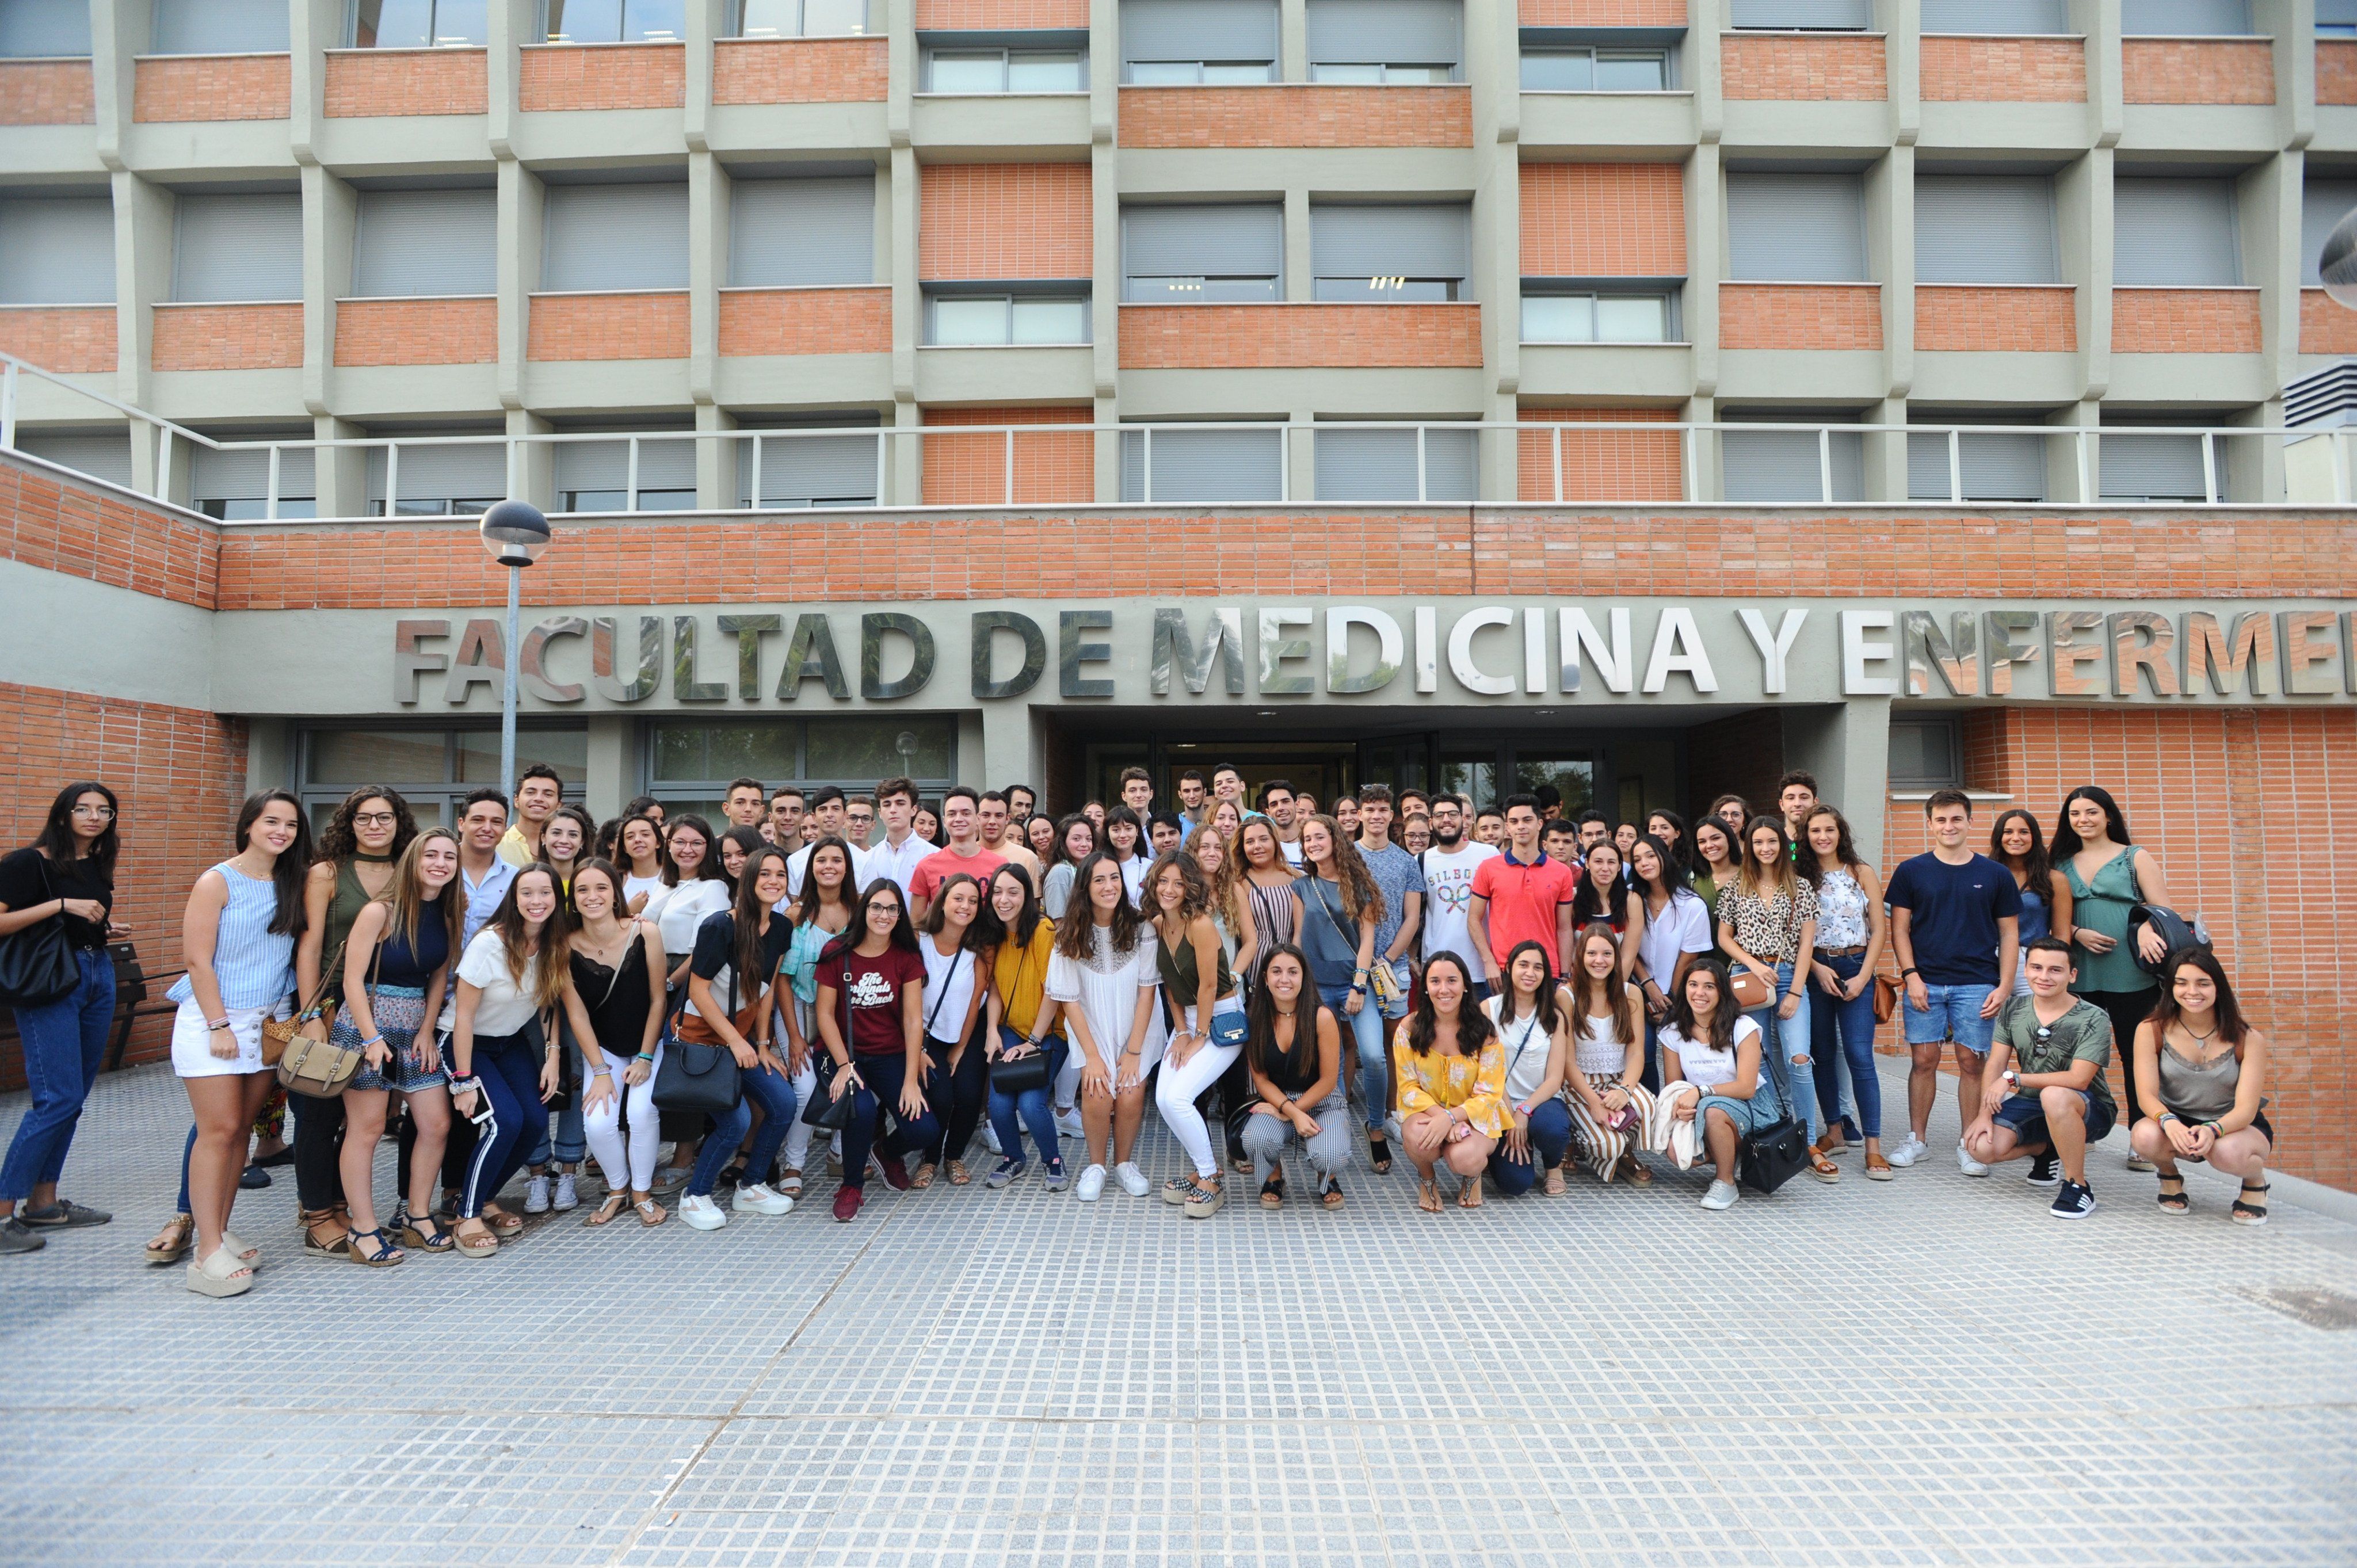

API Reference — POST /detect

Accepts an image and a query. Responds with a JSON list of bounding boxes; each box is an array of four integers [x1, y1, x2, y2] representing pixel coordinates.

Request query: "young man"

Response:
[[1776, 770, 1819, 845], [1353, 785, 1425, 1044], [1397, 788, 1430, 822], [784, 786, 871, 898], [1467, 793, 1578, 985], [768, 786, 806, 848], [1418, 795, 1500, 996], [845, 796, 875, 848], [455, 788, 520, 940], [1332, 795, 1360, 841], [1005, 783, 1037, 822], [495, 764, 565, 867], [1962, 938, 2115, 1218], [1473, 807, 1506, 848], [1174, 769, 1208, 829], [1118, 766, 1155, 822], [1211, 763, 1260, 824], [1886, 788, 2023, 1175], [909, 785, 1008, 924], [1260, 780, 1303, 867], [1147, 811, 1184, 858], [1574, 810, 1611, 853], [1542, 819, 1581, 865], [978, 789, 1042, 890], [721, 776, 767, 831], [861, 776, 932, 900]]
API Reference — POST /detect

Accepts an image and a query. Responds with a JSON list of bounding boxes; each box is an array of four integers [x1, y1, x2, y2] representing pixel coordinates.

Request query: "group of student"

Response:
[[0, 759, 2276, 1296]]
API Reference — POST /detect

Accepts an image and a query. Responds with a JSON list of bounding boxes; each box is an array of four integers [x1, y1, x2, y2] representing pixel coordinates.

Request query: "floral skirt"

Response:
[[330, 985, 445, 1093]]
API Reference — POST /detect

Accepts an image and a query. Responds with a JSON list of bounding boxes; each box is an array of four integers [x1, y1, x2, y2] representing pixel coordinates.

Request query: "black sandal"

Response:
[[2156, 1175, 2190, 1214], [346, 1226, 406, 1267], [1260, 1174, 1285, 1210], [1320, 1177, 1344, 1210], [1366, 1134, 1393, 1174], [2232, 1182, 2270, 1227], [392, 1207, 456, 1254]]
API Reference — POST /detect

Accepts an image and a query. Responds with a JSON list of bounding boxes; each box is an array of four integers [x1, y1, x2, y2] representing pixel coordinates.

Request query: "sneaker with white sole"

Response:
[[1700, 1180, 1739, 1211], [1043, 1159, 1070, 1192], [1885, 1134, 1928, 1168], [987, 1158, 1027, 1189], [1115, 1162, 1150, 1197], [1075, 1164, 1107, 1201], [732, 1182, 794, 1215], [524, 1174, 551, 1214], [2025, 1151, 2060, 1187], [983, 1124, 1002, 1155], [1055, 1107, 1085, 1138], [677, 1193, 727, 1230], [552, 1173, 579, 1211], [2049, 1180, 2097, 1219], [1957, 1139, 1990, 1177]]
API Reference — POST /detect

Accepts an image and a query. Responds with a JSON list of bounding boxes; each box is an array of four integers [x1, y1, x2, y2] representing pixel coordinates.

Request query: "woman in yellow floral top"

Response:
[[1392, 952, 1509, 1212]]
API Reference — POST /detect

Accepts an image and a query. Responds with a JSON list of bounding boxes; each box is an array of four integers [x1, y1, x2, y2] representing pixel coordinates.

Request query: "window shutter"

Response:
[[173, 194, 303, 302], [367, 440, 510, 508], [353, 189, 496, 297], [1120, 427, 1283, 501], [2099, 432, 2211, 500], [1120, 0, 1277, 62], [1123, 204, 1283, 283], [2113, 179, 2239, 286], [1721, 427, 1862, 502], [557, 437, 698, 494], [1726, 173, 1867, 281], [738, 424, 883, 505], [1914, 176, 2058, 284], [1314, 427, 1477, 501], [0, 0, 91, 55], [1729, 0, 1871, 29], [1306, 0, 1460, 66], [1310, 204, 1471, 281], [542, 183, 691, 292], [193, 444, 315, 499], [1905, 432, 2047, 501], [17, 431, 132, 486], [730, 176, 876, 287], [2302, 180, 2357, 287], [0, 197, 115, 304], [2121, 0, 2253, 35], [151, 0, 290, 54], [1921, 0, 2066, 30]]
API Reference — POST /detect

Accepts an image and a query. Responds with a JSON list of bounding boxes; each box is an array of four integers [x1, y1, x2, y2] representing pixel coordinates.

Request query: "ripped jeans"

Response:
[[1742, 959, 1821, 1142]]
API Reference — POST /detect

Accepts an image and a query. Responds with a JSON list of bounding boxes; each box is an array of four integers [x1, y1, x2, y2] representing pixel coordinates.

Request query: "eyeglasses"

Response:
[[71, 804, 115, 818], [353, 812, 398, 827]]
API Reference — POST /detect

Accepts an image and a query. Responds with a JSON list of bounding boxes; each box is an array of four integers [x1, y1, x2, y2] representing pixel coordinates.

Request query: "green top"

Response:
[[1692, 874, 1725, 918], [1992, 993, 2115, 1113], [2064, 848, 2154, 995], [1156, 919, 1236, 1010]]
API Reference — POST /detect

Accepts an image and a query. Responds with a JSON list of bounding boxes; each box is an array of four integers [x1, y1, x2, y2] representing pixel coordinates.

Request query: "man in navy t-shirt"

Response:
[[1884, 788, 2021, 1177]]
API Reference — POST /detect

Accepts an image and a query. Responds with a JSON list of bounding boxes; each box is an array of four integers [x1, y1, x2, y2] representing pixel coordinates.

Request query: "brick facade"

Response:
[[1914, 285, 2078, 354], [2121, 38, 2275, 105], [323, 47, 489, 117], [715, 287, 892, 356], [525, 292, 691, 361], [331, 297, 497, 367], [1118, 85, 1474, 148], [0, 307, 118, 375], [131, 54, 291, 123], [518, 43, 686, 112], [2322, 40, 2357, 106], [712, 38, 890, 104], [913, 0, 1089, 25], [1519, 164, 1686, 278], [1516, 408, 1683, 503], [1719, 283, 1883, 352], [1117, 303, 1484, 368], [149, 303, 303, 372], [1518, 0, 1685, 21], [1720, 34, 1886, 102], [1919, 36, 2085, 102], [920, 406, 1094, 505], [2109, 287, 2263, 354], [0, 460, 218, 609], [0, 59, 96, 125], [918, 164, 1093, 281], [2299, 289, 2357, 356]]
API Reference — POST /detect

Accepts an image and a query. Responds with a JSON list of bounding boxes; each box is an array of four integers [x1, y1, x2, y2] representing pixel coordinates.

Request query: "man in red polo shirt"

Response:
[[908, 786, 1006, 925], [1467, 793, 1578, 983]]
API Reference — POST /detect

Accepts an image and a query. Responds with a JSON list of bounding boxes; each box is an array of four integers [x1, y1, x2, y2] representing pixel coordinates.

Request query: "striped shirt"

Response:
[[177, 859, 296, 1010]]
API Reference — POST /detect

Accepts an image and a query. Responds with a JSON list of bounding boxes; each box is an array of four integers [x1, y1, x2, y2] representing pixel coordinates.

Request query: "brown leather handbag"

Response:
[[276, 939, 367, 1098], [260, 937, 346, 1068]]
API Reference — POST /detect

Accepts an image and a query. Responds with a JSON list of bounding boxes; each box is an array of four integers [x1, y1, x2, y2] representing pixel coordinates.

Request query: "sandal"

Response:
[[1809, 1153, 1840, 1184], [2157, 1175, 2190, 1215], [451, 1219, 499, 1258], [1864, 1152, 1893, 1181], [300, 1208, 351, 1260], [1417, 1178, 1443, 1214], [910, 1163, 937, 1190], [634, 1197, 668, 1228], [1260, 1174, 1285, 1210], [185, 1244, 253, 1298], [1320, 1177, 1344, 1210], [1625, 1159, 1654, 1187], [220, 1229, 261, 1268], [2231, 1181, 2269, 1226], [1542, 1168, 1567, 1196], [777, 1169, 803, 1197], [395, 1211, 456, 1254], [947, 1160, 972, 1187], [585, 1192, 629, 1227], [347, 1226, 406, 1268], [145, 1214, 195, 1266], [1231, 1153, 1254, 1176], [1456, 1174, 1484, 1208], [481, 1203, 524, 1237], [1366, 1134, 1393, 1174]]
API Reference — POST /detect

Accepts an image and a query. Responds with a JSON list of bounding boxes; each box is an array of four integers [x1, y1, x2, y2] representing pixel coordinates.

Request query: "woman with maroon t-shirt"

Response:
[[814, 880, 939, 1222]]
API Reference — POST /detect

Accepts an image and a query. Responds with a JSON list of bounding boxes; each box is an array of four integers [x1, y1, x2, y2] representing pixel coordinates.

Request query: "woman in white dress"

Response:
[[1045, 850, 1162, 1202]]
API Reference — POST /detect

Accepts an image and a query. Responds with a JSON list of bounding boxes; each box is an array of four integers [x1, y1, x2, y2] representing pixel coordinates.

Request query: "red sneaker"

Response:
[[878, 1156, 911, 1192], [832, 1185, 863, 1222]]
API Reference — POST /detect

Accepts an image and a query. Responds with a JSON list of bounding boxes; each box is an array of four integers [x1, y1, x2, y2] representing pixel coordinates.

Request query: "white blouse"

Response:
[[1660, 1015, 1761, 1092], [1045, 923, 1164, 1070], [656, 879, 732, 973]]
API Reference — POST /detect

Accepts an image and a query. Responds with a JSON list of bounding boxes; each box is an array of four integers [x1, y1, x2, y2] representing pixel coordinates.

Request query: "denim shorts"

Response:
[[1694, 1092, 1778, 1137], [1901, 981, 1996, 1053], [1992, 1089, 2117, 1146]]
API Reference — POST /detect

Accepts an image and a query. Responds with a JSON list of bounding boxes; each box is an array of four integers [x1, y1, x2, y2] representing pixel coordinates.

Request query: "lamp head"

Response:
[[2325, 204, 2357, 311], [479, 499, 550, 568]]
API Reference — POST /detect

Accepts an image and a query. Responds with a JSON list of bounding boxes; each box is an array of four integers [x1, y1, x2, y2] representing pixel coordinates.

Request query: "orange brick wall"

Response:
[[526, 292, 690, 361], [323, 47, 489, 117], [132, 54, 291, 122], [1914, 285, 2077, 353], [519, 42, 685, 111], [2121, 38, 2274, 105], [1920, 36, 2085, 102], [1719, 283, 1882, 350], [919, 164, 1092, 281], [1721, 33, 1886, 101], [921, 406, 1093, 505], [2301, 289, 2357, 356], [712, 37, 890, 104], [1118, 85, 1474, 148], [1520, 164, 1685, 277], [150, 303, 303, 372], [914, 0, 1089, 25], [2110, 287, 2263, 354], [332, 297, 497, 367], [1519, 0, 1684, 20], [0, 458, 218, 608], [2322, 40, 2357, 106], [0, 59, 96, 125], [1118, 303, 1483, 368], [0, 307, 118, 375], [1516, 407, 1682, 502], [716, 287, 892, 356]]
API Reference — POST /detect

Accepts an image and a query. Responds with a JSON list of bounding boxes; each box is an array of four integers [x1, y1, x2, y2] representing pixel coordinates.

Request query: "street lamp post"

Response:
[[479, 499, 551, 802]]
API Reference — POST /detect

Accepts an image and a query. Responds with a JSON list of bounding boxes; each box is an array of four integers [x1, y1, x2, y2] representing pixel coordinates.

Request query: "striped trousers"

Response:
[[1565, 1073, 1660, 1181]]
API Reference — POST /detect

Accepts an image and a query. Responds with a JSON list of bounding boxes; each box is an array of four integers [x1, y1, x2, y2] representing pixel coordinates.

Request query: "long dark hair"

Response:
[[661, 814, 723, 887], [718, 825, 767, 891], [1103, 804, 1147, 862], [1805, 805, 1868, 876], [2146, 945, 2249, 1050], [1644, 808, 1694, 878], [1666, 956, 1737, 1055], [792, 835, 859, 927], [1571, 841, 1625, 924], [384, 827, 464, 960], [977, 863, 1043, 951], [827, 877, 918, 962], [1493, 939, 1563, 1034], [1403, 951, 1496, 1057], [2051, 784, 2133, 861], [1055, 849, 1146, 960], [315, 785, 418, 866], [487, 863, 571, 1012], [33, 780, 119, 882], [233, 789, 314, 937], [1049, 812, 1098, 868], [1569, 923, 1636, 1046], [919, 871, 989, 951], [729, 845, 790, 997], [1629, 832, 1691, 907], [1245, 943, 1327, 1084], [1987, 807, 2052, 893]]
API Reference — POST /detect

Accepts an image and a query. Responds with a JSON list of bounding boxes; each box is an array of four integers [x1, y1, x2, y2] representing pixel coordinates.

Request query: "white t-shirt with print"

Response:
[[1420, 842, 1501, 971]]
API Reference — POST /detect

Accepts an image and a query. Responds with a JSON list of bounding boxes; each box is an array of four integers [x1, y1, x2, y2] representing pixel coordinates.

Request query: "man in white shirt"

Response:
[[784, 785, 871, 898], [767, 787, 805, 849], [845, 796, 875, 849], [1418, 794, 1500, 1000], [978, 789, 1042, 891], [1261, 780, 1304, 868], [859, 776, 933, 902]]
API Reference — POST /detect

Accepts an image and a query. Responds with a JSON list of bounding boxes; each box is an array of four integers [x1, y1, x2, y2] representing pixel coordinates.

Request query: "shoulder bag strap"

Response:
[[922, 945, 964, 1042]]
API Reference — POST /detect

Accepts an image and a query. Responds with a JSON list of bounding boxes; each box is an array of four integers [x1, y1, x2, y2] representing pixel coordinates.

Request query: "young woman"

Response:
[[1401, 817, 1431, 854], [1208, 798, 1244, 844], [1991, 808, 2072, 999], [1707, 795, 1752, 836], [522, 802, 601, 1211], [592, 817, 624, 867], [1185, 825, 1250, 968], [1024, 813, 1057, 861], [1239, 945, 1348, 1209], [716, 825, 765, 890], [1040, 814, 1098, 922], [649, 814, 731, 1192], [1613, 821, 1639, 861], [1393, 952, 1507, 1212], [617, 815, 669, 920], [1630, 833, 1711, 1095], [1148, 852, 1245, 1216], [1570, 839, 1643, 976], [2129, 948, 2274, 1224], [814, 880, 937, 1223], [980, 865, 1066, 1190], [1561, 924, 1659, 1185], [539, 806, 593, 891], [0, 782, 125, 1256], [332, 828, 462, 1265], [448, 866, 595, 1257], [169, 791, 311, 1296], [777, 836, 857, 1195], [911, 806, 942, 846], [1289, 815, 1390, 1172], [1238, 818, 1298, 981], [674, 845, 800, 1230], [913, 872, 991, 1189], [1045, 852, 1162, 1202], [1079, 800, 1105, 830], [2053, 785, 2174, 1149], [1716, 815, 1830, 1176], [1803, 806, 1887, 1174], [1646, 808, 1696, 882], [1655, 959, 1775, 1211], [1689, 817, 1740, 919], [1480, 941, 1573, 1199], [1103, 806, 1150, 906], [568, 859, 669, 1229]]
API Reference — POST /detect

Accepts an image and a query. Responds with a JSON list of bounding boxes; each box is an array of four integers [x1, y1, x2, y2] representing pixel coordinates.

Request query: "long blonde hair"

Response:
[[379, 827, 463, 964], [1188, 825, 1247, 933]]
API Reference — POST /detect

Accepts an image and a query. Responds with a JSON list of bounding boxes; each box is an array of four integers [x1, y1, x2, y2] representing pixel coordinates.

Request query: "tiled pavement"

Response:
[[1, 1060, 2352, 1567]]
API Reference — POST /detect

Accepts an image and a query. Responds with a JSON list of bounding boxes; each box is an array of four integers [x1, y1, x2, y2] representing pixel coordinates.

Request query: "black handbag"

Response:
[[802, 949, 876, 1130], [1737, 1114, 1811, 1195], [986, 941, 1052, 1096], [0, 859, 79, 1008], [650, 964, 742, 1118]]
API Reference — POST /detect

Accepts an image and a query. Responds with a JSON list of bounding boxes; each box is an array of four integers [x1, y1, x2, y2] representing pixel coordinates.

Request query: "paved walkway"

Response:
[[1, 1059, 2352, 1567]]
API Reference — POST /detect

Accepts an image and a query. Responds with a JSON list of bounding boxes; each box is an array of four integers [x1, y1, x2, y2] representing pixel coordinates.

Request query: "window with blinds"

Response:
[[1726, 172, 1868, 282], [352, 189, 496, 297], [1906, 424, 2049, 502], [555, 434, 699, 513], [1123, 204, 1283, 301], [0, 0, 90, 55], [737, 419, 883, 507], [1914, 176, 2059, 285], [1720, 413, 1863, 503], [1121, 0, 1277, 82], [1313, 426, 1477, 502], [173, 193, 303, 302], [152, 0, 291, 53], [1728, 0, 1870, 30], [192, 440, 317, 521], [1306, 0, 1461, 81], [2112, 177, 2240, 287], [365, 436, 509, 516], [543, 181, 690, 292], [0, 196, 115, 304], [1921, 0, 2066, 32], [2301, 178, 2357, 287], [16, 430, 132, 487], [2100, 426, 2222, 501], [2121, 0, 2254, 35], [2325, 0, 2357, 35], [1310, 203, 1471, 301], [1120, 426, 1284, 502], [730, 175, 874, 287]]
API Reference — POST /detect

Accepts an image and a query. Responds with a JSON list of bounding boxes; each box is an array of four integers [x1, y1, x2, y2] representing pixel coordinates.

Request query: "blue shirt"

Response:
[[458, 855, 517, 945], [1885, 852, 2022, 987], [1356, 841, 1428, 985]]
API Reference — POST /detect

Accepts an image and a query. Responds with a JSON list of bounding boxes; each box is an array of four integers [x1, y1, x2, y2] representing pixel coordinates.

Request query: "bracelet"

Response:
[[360, 1034, 385, 1048], [1353, 968, 1370, 979], [1900, 966, 1918, 977], [635, 1052, 656, 1062], [2157, 1111, 2179, 1123], [592, 1069, 612, 1079], [207, 1018, 232, 1032]]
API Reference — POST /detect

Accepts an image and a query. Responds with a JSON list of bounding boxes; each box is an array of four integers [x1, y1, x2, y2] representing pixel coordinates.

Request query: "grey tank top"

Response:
[[2156, 1035, 2240, 1120]]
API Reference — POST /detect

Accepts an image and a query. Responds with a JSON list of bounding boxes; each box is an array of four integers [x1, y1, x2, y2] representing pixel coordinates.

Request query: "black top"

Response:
[[571, 932, 653, 1062], [689, 911, 793, 1013], [1253, 1005, 1331, 1097], [0, 846, 110, 951]]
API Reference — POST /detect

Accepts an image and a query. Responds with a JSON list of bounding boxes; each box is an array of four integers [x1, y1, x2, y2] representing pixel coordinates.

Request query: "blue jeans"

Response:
[[688, 1058, 797, 1197], [986, 1027, 1069, 1170], [1488, 1097, 1574, 1196], [1, 948, 113, 1201], [834, 1051, 942, 1189], [457, 1031, 548, 1219], [527, 1029, 589, 1169], [1810, 952, 1881, 1140], [1318, 983, 1392, 1132], [1902, 981, 1997, 1054], [1743, 959, 1820, 1141]]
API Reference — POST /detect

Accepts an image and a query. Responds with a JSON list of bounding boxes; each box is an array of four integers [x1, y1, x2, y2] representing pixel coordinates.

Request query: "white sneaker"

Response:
[[524, 1174, 551, 1214], [732, 1182, 794, 1216], [552, 1173, 578, 1212], [1055, 1107, 1085, 1138], [1700, 1180, 1739, 1211], [1886, 1134, 1928, 1168], [1383, 1116, 1403, 1142], [1075, 1164, 1108, 1202], [983, 1124, 1002, 1155], [1115, 1161, 1151, 1197], [1956, 1139, 1990, 1178], [678, 1193, 727, 1230]]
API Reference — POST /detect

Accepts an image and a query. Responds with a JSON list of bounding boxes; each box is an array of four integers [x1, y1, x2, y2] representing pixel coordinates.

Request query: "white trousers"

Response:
[[781, 998, 820, 1171], [1151, 998, 1246, 1180], [583, 1041, 661, 1193]]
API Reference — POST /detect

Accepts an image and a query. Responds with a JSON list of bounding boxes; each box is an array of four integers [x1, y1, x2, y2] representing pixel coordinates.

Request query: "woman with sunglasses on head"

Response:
[[1047, 850, 1164, 1202], [815, 880, 938, 1222], [980, 865, 1067, 1190], [568, 859, 669, 1229], [1481, 941, 1573, 1199], [1393, 952, 1507, 1212], [912, 872, 992, 1189], [674, 845, 799, 1230], [1147, 851, 1245, 1217], [1239, 944, 1349, 1209], [776, 835, 857, 1196]]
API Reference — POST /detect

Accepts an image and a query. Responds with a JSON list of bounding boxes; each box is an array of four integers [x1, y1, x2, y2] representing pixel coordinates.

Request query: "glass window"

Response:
[[929, 293, 1090, 343], [928, 49, 1004, 91], [1012, 296, 1088, 343], [1314, 276, 1457, 302], [1309, 62, 1452, 82], [1127, 60, 1276, 83], [1202, 60, 1274, 82], [1125, 275, 1280, 303], [545, 0, 686, 43], [646, 718, 954, 799], [805, 717, 955, 782], [1007, 51, 1084, 90], [1436, 754, 1495, 809], [1522, 47, 1666, 89], [1521, 48, 1593, 89], [1515, 756, 1595, 815], [737, 0, 868, 34], [1888, 718, 1961, 789], [1595, 294, 1667, 341], [800, 0, 868, 33], [1524, 291, 1671, 342], [932, 296, 1009, 345], [1594, 50, 1666, 89], [1311, 62, 1385, 82], [299, 725, 586, 825], [354, 0, 489, 46]]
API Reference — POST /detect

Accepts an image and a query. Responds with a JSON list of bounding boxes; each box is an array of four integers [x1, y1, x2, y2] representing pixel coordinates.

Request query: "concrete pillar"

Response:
[[497, 161, 544, 412], [1279, 0, 1308, 81], [978, 701, 1035, 794], [303, 164, 356, 419], [1283, 187, 1312, 303], [585, 715, 633, 822], [1782, 697, 1892, 868]]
